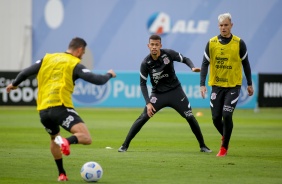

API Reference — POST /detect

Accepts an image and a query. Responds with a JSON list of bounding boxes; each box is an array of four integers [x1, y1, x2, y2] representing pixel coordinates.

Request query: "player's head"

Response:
[[218, 13, 233, 38], [68, 37, 87, 59], [148, 34, 162, 58], [149, 34, 161, 43]]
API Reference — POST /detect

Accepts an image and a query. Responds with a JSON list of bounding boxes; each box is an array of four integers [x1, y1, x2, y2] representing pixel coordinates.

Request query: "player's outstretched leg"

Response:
[[186, 116, 212, 153], [118, 112, 150, 152]]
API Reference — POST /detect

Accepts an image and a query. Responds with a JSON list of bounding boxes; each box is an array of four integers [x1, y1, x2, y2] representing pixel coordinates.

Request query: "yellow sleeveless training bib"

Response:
[[36, 53, 80, 110], [208, 35, 242, 87]]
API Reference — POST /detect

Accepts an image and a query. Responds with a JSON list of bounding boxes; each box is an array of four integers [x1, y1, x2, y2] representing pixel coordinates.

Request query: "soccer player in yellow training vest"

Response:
[[6, 37, 116, 181], [200, 13, 254, 157]]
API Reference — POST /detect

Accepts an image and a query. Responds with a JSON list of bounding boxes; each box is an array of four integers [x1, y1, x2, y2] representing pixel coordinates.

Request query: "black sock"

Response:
[[55, 158, 66, 175], [67, 135, 78, 144]]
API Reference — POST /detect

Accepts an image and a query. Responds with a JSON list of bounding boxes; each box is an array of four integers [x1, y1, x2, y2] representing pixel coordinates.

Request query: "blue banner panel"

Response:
[[0, 71, 257, 108], [73, 72, 258, 108]]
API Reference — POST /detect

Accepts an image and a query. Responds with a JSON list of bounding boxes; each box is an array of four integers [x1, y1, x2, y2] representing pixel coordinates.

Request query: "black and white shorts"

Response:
[[210, 85, 241, 115], [39, 105, 84, 135]]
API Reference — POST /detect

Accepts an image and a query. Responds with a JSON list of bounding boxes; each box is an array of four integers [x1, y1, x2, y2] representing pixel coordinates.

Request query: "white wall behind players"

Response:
[[0, 0, 32, 71]]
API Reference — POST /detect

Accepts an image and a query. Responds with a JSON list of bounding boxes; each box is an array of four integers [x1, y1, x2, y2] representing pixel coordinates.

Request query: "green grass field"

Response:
[[0, 107, 281, 184]]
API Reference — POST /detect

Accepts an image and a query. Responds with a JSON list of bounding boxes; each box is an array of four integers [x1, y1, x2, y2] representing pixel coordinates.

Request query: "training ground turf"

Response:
[[0, 107, 281, 184]]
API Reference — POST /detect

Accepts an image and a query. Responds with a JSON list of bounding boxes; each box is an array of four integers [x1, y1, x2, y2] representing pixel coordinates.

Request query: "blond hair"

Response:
[[218, 13, 232, 23]]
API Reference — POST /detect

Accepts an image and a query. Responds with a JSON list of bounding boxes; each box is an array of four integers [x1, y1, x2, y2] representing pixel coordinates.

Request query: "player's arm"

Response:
[[240, 39, 253, 96], [73, 64, 116, 85], [167, 49, 199, 72], [200, 42, 210, 98], [183, 57, 201, 72], [139, 61, 155, 117], [240, 39, 252, 86], [6, 60, 42, 93], [139, 62, 150, 104]]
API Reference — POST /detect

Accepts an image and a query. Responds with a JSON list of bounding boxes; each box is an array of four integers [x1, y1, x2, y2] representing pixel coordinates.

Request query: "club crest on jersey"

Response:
[[211, 93, 217, 100], [150, 97, 157, 104], [163, 57, 170, 64]]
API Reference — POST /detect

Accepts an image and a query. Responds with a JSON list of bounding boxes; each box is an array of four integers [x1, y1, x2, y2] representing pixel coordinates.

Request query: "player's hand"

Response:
[[146, 103, 156, 117], [192, 67, 201, 72], [247, 85, 254, 96], [6, 84, 17, 93], [107, 69, 116, 78], [200, 86, 207, 99]]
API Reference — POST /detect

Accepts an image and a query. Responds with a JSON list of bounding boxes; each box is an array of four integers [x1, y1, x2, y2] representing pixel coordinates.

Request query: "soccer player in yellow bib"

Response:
[[6, 37, 116, 181], [200, 13, 254, 157]]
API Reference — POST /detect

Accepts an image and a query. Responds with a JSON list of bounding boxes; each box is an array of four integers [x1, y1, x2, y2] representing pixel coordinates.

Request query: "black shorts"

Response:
[[210, 85, 241, 116], [39, 106, 84, 135], [149, 86, 193, 118]]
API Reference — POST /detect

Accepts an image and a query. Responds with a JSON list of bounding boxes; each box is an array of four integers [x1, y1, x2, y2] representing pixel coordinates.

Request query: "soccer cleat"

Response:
[[200, 146, 212, 153], [216, 147, 228, 157], [55, 136, 70, 156], [57, 173, 68, 181], [221, 136, 229, 149], [118, 145, 128, 152]]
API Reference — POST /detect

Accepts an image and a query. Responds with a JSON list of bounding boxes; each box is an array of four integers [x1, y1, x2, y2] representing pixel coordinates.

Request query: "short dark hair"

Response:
[[149, 34, 161, 43], [68, 37, 87, 50]]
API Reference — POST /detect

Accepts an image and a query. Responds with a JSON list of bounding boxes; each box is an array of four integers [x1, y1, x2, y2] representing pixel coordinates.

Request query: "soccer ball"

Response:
[[80, 161, 103, 182]]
